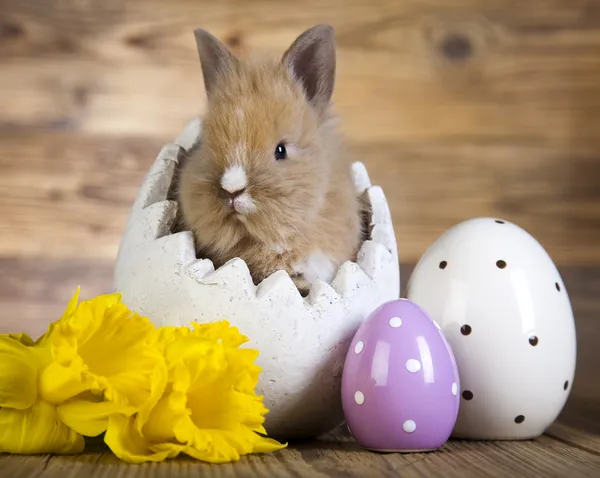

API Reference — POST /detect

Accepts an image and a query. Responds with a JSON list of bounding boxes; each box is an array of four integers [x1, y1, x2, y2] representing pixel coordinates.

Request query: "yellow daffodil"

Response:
[[1, 288, 284, 463], [38, 288, 166, 438], [104, 321, 285, 463], [0, 336, 84, 454], [5, 332, 35, 346]]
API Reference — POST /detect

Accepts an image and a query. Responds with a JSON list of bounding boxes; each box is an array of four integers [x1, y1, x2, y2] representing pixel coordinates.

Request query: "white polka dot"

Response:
[[354, 391, 365, 405], [389, 317, 403, 328], [354, 341, 364, 354], [406, 359, 421, 373], [452, 383, 458, 396], [433, 320, 441, 330], [403, 420, 416, 433]]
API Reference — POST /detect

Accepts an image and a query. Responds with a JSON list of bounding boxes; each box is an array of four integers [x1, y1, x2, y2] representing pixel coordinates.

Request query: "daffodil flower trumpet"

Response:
[[0, 288, 285, 463]]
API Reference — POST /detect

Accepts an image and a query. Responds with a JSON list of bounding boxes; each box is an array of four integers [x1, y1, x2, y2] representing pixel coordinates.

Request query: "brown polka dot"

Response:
[[564, 380, 569, 391], [439, 261, 447, 269], [461, 324, 472, 336], [514, 415, 525, 424], [555, 282, 561, 292], [495, 219, 505, 224], [529, 336, 538, 346], [496, 260, 507, 269], [462, 390, 474, 400]]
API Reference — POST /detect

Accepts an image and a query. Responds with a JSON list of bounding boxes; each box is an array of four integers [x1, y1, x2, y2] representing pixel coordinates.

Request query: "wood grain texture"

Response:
[[0, 131, 158, 261], [0, 0, 599, 475], [0, 257, 114, 339], [1, 425, 599, 478], [1, 0, 600, 142], [547, 419, 600, 455]]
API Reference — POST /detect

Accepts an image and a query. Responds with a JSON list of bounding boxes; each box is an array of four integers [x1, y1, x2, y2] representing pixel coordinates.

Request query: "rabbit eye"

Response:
[[274, 143, 287, 161]]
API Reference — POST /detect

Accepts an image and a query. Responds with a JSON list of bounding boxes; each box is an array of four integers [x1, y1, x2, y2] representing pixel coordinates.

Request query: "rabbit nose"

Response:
[[223, 187, 246, 209], [225, 188, 245, 199]]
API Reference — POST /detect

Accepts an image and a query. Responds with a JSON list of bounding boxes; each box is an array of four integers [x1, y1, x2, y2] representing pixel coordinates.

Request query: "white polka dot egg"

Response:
[[341, 298, 460, 452], [406, 217, 577, 440]]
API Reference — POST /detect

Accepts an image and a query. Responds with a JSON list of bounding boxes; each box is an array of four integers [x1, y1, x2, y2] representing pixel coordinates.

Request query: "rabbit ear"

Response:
[[282, 24, 336, 111], [194, 28, 238, 97]]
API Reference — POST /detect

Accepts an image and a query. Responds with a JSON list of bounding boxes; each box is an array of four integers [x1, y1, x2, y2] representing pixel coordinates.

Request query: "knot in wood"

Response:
[[440, 33, 473, 62], [0, 21, 24, 40]]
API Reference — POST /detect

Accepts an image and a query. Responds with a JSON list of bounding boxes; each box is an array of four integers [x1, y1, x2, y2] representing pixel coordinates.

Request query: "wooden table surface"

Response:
[[1, 0, 599, 476]]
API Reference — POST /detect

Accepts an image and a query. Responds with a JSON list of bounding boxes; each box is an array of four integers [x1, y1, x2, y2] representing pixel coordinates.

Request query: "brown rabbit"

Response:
[[178, 24, 363, 294]]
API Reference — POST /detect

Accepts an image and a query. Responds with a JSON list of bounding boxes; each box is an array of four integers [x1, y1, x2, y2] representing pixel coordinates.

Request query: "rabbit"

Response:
[[177, 24, 364, 295]]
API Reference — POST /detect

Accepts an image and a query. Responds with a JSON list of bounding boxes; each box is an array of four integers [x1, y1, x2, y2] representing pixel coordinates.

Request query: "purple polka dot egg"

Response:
[[341, 298, 460, 452]]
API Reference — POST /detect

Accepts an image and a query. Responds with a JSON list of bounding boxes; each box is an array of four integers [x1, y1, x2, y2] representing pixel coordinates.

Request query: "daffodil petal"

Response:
[[104, 368, 159, 408], [173, 422, 285, 463], [64, 302, 158, 404], [145, 324, 285, 463], [58, 399, 135, 437], [35, 325, 55, 347], [40, 298, 162, 409], [60, 293, 124, 347], [252, 436, 288, 453], [177, 427, 269, 463], [64, 286, 82, 317], [0, 332, 35, 346], [39, 361, 94, 404], [190, 320, 249, 348], [136, 359, 168, 432], [182, 440, 241, 464], [148, 441, 187, 458], [0, 337, 38, 409], [104, 414, 177, 464], [0, 400, 84, 454], [35, 287, 81, 346], [142, 394, 181, 444]]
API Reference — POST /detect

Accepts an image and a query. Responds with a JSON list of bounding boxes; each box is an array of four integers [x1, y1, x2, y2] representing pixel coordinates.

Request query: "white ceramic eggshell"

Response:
[[113, 118, 401, 440], [406, 217, 576, 440]]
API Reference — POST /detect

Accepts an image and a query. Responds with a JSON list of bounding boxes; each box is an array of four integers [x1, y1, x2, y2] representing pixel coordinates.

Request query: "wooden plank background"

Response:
[[0, 0, 599, 474]]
